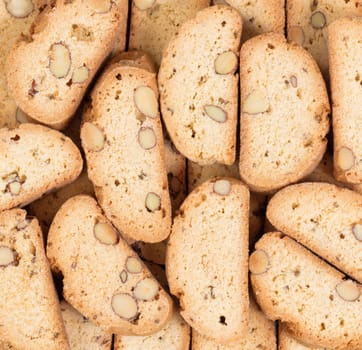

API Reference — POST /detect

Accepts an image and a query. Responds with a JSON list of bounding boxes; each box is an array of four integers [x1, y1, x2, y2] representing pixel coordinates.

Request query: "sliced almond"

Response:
[[336, 280, 360, 302], [288, 26, 305, 46], [145, 192, 161, 212], [111, 293, 138, 320], [134, 86, 158, 118], [7, 181, 21, 195], [213, 179, 231, 196], [72, 66, 89, 84], [249, 249, 270, 275], [5, 0, 33, 18], [133, 278, 159, 301], [214, 51, 238, 75], [120, 270, 128, 283], [204, 105, 227, 123], [352, 223, 362, 242], [242, 90, 269, 114], [138, 127, 156, 150], [290, 75, 298, 88], [337, 147, 355, 171], [94, 222, 119, 245], [89, 0, 111, 13], [126, 256, 142, 274], [82, 122, 105, 152], [134, 0, 155, 10], [311, 11, 326, 29], [15, 107, 32, 124], [49, 43, 71, 79], [0, 246, 16, 267]]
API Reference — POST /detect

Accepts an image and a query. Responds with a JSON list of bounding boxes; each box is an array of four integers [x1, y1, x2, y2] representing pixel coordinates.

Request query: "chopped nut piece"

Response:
[[7, 181, 21, 195], [89, 0, 111, 13], [0, 246, 16, 267], [126, 256, 142, 274], [249, 249, 270, 274], [290, 75, 298, 88], [111, 293, 138, 320], [5, 0, 33, 18], [352, 223, 362, 242], [94, 222, 119, 245], [49, 43, 71, 79], [214, 51, 238, 75], [82, 122, 105, 152], [145, 192, 161, 212], [138, 127, 156, 150], [133, 278, 159, 301], [213, 179, 231, 196], [120, 270, 128, 283], [72, 66, 89, 84], [311, 11, 326, 29], [16, 218, 30, 230], [15, 107, 32, 124], [336, 280, 360, 302], [288, 26, 305, 46], [336, 147, 355, 171], [134, 86, 158, 118], [204, 105, 227, 123], [134, 0, 155, 10], [242, 90, 269, 114]]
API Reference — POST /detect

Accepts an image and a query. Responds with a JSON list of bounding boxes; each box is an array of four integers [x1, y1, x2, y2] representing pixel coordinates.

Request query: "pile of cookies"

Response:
[[0, 0, 361, 349]]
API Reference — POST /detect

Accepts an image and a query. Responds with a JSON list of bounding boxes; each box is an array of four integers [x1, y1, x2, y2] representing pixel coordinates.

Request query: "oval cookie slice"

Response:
[[166, 178, 249, 343], [239, 33, 329, 192], [0, 124, 82, 212], [0, 209, 69, 350], [267, 182, 362, 283], [159, 5, 242, 165], [81, 65, 171, 243], [250, 232, 362, 349], [47, 195, 173, 336]]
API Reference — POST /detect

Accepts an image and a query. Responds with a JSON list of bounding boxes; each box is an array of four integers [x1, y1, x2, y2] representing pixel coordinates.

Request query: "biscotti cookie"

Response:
[[214, 0, 284, 42], [114, 308, 190, 350], [0, 0, 49, 129], [28, 169, 94, 232], [192, 296, 276, 349], [267, 182, 362, 283], [7, 0, 128, 129], [0, 208, 69, 349], [239, 33, 329, 192], [60, 301, 111, 350], [328, 17, 362, 184], [250, 232, 362, 349], [112, 50, 156, 72], [279, 323, 328, 350], [0, 124, 82, 212], [166, 178, 249, 343], [47, 195, 173, 335], [287, 0, 362, 78], [81, 65, 171, 243], [159, 5, 242, 165], [188, 160, 265, 245], [129, 0, 210, 66]]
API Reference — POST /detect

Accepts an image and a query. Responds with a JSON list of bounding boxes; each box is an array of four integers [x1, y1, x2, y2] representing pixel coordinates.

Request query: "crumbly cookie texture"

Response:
[[239, 32, 329, 192], [129, 0, 210, 66], [0, 124, 82, 212], [47, 195, 173, 336], [7, 0, 128, 129], [114, 308, 190, 350], [287, 0, 362, 78], [328, 17, 362, 184], [192, 296, 276, 349], [158, 5, 242, 165], [81, 65, 171, 243], [267, 182, 362, 283], [167, 178, 249, 343], [250, 232, 362, 349], [0, 209, 69, 350]]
